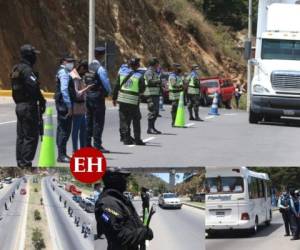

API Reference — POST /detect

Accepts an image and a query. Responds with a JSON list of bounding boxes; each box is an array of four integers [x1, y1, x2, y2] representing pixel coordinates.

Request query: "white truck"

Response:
[[249, 0, 300, 123]]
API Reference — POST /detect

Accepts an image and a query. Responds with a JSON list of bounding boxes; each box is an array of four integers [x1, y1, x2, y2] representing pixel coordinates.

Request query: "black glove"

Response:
[[39, 99, 46, 114], [145, 227, 153, 241]]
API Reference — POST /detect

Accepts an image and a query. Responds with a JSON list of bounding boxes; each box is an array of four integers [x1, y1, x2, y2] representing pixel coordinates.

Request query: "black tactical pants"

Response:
[[86, 99, 106, 150], [171, 100, 179, 126], [147, 96, 160, 121], [15, 103, 39, 167], [119, 103, 141, 141], [281, 210, 291, 235], [187, 94, 200, 118], [56, 109, 72, 157]]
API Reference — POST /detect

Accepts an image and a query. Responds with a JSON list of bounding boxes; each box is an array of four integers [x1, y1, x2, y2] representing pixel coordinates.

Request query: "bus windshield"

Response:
[[261, 39, 300, 60], [206, 177, 244, 194]]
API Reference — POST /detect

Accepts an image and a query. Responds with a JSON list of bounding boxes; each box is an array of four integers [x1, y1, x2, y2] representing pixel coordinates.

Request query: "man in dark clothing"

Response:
[[95, 167, 153, 250], [85, 47, 111, 153], [11, 44, 46, 168], [141, 187, 150, 223], [112, 58, 146, 145]]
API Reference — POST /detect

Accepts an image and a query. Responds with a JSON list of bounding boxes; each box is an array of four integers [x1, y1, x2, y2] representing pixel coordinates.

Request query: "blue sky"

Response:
[[154, 173, 184, 184]]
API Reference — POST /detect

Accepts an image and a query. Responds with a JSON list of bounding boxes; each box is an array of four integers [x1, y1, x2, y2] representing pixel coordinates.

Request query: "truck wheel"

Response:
[[250, 217, 259, 235], [249, 109, 261, 124]]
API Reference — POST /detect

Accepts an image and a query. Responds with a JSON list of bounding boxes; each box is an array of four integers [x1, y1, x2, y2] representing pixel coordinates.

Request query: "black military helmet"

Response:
[[141, 186, 149, 192], [148, 57, 159, 66], [128, 58, 140, 67], [103, 167, 130, 186], [20, 44, 40, 57], [172, 63, 181, 68]]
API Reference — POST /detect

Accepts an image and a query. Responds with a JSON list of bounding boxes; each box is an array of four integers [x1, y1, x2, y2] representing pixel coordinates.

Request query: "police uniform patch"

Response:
[[101, 212, 110, 222], [105, 208, 120, 217]]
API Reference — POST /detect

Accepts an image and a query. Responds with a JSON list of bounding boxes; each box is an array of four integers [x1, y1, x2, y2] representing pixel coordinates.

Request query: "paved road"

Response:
[[95, 198, 205, 250], [206, 211, 300, 250], [0, 177, 27, 250], [42, 177, 94, 250], [1, 101, 300, 167]]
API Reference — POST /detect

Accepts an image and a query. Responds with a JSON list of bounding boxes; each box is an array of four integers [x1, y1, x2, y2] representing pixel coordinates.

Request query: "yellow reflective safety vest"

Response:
[[144, 68, 161, 96], [187, 71, 200, 95], [117, 71, 142, 106], [168, 73, 183, 101]]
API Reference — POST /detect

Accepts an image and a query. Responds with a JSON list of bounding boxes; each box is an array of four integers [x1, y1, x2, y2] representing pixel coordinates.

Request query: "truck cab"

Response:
[[250, 1, 300, 123]]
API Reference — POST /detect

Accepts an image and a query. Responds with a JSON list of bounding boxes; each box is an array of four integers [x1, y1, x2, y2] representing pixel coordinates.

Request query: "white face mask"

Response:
[[65, 62, 74, 71]]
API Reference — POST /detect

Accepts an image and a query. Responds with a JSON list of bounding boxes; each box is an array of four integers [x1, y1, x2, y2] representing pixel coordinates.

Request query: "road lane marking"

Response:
[[224, 113, 237, 116], [205, 115, 215, 120], [128, 137, 156, 147], [0, 120, 17, 125], [185, 123, 195, 127]]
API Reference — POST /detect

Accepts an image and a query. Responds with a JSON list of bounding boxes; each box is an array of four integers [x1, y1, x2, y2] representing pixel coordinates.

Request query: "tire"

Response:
[[249, 109, 261, 124], [250, 217, 259, 235], [225, 100, 232, 109]]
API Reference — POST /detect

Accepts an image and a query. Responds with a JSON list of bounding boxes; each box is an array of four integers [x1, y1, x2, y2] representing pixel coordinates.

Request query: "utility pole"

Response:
[[88, 0, 95, 63], [247, 0, 253, 112]]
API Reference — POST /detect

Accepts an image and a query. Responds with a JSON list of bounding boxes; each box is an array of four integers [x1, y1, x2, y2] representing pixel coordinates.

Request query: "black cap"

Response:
[[128, 58, 140, 67], [61, 53, 76, 62], [95, 46, 106, 54], [20, 44, 40, 55], [172, 63, 181, 68], [148, 57, 159, 66]]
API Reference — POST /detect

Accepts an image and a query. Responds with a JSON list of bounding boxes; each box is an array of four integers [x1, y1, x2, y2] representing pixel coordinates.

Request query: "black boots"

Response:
[[147, 119, 162, 134]]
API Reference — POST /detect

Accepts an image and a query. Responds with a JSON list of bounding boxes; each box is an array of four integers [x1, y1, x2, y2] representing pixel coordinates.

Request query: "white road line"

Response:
[[205, 115, 215, 120], [224, 113, 237, 116], [16, 180, 29, 250], [185, 123, 195, 127], [128, 137, 156, 148], [0, 120, 16, 125]]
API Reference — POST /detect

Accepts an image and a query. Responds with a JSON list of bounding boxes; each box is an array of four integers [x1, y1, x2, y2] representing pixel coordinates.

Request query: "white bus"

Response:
[[205, 167, 272, 236]]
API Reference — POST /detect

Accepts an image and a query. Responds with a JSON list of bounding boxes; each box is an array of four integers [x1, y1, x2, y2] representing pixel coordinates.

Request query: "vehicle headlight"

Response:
[[253, 84, 270, 94]]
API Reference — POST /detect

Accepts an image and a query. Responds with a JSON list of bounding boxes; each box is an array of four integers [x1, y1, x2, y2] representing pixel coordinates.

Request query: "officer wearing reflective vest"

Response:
[[112, 58, 146, 145], [11, 44, 46, 168], [144, 57, 162, 134], [290, 190, 300, 240], [95, 167, 154, 250], [278, 191, 292, 236], [54, 54, 76, 163], [168, 63, 184, 127], [84, 47, 111, 153], [186, 64, 203, 121]]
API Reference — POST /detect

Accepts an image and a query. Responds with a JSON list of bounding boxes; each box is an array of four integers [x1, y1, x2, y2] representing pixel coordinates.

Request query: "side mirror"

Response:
[[249, 58, 259, 66], [244, 40, 252, 60]]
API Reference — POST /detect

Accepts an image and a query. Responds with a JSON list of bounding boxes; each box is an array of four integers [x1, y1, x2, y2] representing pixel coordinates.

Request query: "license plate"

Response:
[[216, 211, 225, 216], [283, 110, 295, 116]]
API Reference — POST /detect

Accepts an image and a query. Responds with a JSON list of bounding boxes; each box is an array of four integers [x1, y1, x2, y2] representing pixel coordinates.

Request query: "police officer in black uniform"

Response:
[[85, 47, 111, 153], [141, 187, 150, 223], [11, 44, 46, 168], [95, 168, 153, 250]]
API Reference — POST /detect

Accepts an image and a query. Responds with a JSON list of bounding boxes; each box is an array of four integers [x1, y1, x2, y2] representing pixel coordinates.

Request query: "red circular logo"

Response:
[[70, 147, 107, 184]]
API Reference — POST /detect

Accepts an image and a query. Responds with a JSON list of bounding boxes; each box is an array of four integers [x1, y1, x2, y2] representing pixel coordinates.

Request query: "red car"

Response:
[[200, 77, 235, 108], [20, 188, 27, 195]]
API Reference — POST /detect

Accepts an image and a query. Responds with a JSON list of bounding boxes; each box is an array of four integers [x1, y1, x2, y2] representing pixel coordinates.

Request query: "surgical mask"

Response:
[[65, 63, 74, 71]]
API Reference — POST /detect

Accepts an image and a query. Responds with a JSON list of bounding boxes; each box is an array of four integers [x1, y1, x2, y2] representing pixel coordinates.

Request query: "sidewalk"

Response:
[[182, 201, 205, 210]]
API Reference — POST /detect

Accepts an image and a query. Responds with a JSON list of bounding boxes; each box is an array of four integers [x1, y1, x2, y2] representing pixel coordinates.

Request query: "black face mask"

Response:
[[22, 53, 37, 66]]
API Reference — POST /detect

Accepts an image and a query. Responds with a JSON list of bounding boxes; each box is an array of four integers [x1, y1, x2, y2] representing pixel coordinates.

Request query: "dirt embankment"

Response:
[[0, 0, 246, 91]]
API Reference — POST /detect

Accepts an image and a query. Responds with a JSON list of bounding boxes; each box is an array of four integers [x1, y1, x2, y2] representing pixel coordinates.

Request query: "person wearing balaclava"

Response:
[[141, 187, 150, 223], [95, 167, 154, 250], [168, 63, 184, 126], [54, 53, 76, 163], [10, 44, 46, 168]]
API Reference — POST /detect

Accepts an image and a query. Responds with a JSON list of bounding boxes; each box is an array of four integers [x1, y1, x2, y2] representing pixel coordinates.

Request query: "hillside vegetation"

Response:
[[0, 0, 247, 91]]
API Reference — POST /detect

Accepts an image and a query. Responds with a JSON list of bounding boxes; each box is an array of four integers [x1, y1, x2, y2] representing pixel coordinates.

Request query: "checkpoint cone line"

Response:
[[208, 92, 220, 116], [38, 107, 56, 167], [174, 92, 186, 128]]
